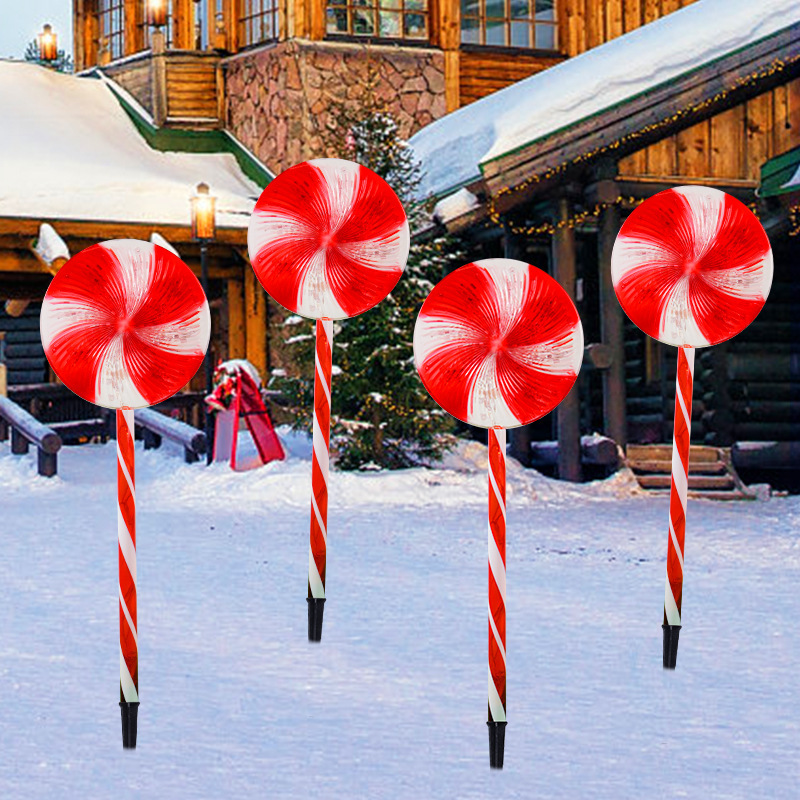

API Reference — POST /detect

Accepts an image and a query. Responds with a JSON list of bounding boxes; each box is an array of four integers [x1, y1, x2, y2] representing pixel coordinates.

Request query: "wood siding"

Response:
[[105, 56, 154, 114], [165, 54, 221, 123], [559, 0, 699, 57], [618, 79, 800, 182], [458, 50, 563, 106]]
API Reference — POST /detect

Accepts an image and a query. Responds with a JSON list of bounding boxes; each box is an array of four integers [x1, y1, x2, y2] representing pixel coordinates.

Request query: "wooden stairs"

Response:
[[625, 444, 756, 500]]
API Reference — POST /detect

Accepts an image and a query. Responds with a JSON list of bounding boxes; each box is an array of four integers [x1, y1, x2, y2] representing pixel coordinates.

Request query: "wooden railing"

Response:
[[108, 408, 208, 464], [0, 395, 62, 477]]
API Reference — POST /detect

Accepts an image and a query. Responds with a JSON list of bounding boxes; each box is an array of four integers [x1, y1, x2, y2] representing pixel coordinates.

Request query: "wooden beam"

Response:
[[244, 267, 267, 379], [0, 250, 52, 274], [227, 277, 246, 359], [483, 23, 800, 203], [0, 218, 248, 246], [598, 201, 627, 447], [552, 198, 582, 482]]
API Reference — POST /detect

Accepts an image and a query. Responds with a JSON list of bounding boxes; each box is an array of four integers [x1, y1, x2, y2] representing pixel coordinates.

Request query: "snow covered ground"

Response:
[[1, 433, 798, 799]]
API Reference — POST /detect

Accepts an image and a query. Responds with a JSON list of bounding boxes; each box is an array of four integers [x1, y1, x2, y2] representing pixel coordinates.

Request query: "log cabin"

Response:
[[2, 1, 797, 483], [409, 0, 800, 485], [69, 0, 722, 175], [0, 59, 271, 427]]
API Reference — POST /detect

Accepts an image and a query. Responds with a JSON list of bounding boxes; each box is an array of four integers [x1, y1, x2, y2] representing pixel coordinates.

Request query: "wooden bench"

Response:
[[626, 444, 755, 500]]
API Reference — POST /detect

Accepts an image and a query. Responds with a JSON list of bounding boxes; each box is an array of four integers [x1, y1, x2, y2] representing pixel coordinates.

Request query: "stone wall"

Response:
[[224, 39, 446, 174]]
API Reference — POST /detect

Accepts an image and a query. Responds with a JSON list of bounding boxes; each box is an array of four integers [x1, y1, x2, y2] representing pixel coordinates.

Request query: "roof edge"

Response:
[[95, 71, 274, 189]]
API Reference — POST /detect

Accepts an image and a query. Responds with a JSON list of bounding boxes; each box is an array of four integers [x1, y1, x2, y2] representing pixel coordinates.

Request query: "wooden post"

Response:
[[151, 29, 168, 126], [174, 0, 194, 49], [503, 220, 532, 467], [598, 202, 628, 447], [552, 197, 582, 482], [438, 0, 461, 112], [124, 0, 140, 55], [244, 268, 267, 380], [11, 428, 29, 455], [227, 278, 246, 359], [74, 0, 86, 71]]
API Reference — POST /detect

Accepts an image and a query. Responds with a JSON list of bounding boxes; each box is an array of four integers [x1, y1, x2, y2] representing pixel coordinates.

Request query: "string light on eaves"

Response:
[[486, 54, 800, 232], [499, 195, 647, 237], [789, 205, 800, 237]]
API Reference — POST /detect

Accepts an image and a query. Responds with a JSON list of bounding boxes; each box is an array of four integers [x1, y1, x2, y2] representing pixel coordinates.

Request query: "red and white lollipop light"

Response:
[[248, 157, 410, 641], [611, 186, 772, 669], [41, 239, 210, 747], [414, 258, 583, 769]]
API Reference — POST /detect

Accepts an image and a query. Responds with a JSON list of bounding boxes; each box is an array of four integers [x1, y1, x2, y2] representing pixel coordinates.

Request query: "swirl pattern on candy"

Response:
[[40, 240, 210, 409], [413, 259, 584, 429], [247, 158, 410, 320], [611, 186, 772, 348]]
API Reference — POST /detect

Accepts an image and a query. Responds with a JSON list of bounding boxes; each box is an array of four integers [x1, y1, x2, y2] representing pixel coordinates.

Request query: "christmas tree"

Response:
[[271, 103, 462, 470]]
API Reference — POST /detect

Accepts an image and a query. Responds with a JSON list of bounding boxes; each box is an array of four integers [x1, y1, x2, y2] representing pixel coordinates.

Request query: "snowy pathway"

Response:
[[1, 437, 798, 798]]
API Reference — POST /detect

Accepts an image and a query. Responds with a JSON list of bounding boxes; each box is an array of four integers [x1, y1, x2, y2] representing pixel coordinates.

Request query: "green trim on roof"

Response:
[[760, 146, 800, 198], [108, 85, 273, 189]]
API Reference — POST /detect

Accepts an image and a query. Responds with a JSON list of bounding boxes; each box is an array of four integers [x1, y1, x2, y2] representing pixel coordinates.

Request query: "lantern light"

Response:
[[38, 24, 58, 62], [147, 0, 168, 28], [191, 182, 217, 241]]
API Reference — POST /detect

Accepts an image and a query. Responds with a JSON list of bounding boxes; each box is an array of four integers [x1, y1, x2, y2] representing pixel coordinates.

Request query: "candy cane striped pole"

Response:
[[487, 426, 507, 768], [308, 318, 333, 642], [117, 408, 139, 747], [663, 345, 694, 669]]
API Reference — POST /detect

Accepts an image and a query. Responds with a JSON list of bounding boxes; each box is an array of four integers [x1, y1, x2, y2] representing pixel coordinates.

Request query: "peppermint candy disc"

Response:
[[611, 186, 772, 348], [413, 259, 583, 429], [247, 158, 410, 320], [41, 240, 210, 409]]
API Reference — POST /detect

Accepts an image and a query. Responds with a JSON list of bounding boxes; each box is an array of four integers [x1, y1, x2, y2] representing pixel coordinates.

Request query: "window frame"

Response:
[[325, 1, 431, 43], [95, 0, 127, 60], [460, 0, 558, 51], [238, 0, 280, 48]]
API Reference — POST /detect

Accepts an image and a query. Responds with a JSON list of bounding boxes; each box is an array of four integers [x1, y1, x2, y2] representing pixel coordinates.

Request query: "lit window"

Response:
[[239, 0, 279, 46], [461, 0, 557, 49], [141, 0, 174, 49], [96, 0, 126, 60], [326, 0, 429, 41]]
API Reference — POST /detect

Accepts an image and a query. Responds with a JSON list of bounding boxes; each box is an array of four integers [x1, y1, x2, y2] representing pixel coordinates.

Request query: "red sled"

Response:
[[207, 361, 285, 471]]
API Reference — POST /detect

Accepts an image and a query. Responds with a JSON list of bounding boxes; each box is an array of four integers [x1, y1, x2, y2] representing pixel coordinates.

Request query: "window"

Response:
[[239, 0, 279, 46], [326, 0, 429, 41], [461, 0, 557, 49], [140, 0, 174, 49], [96, 0, 126, 60]]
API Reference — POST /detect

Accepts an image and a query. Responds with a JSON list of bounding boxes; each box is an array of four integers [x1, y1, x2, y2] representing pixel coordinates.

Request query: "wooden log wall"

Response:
[[458, 51, 563, 107], [701, 241, 800, 446], [164, 53, 221, 124], [619, 80, 800, 181], [0, 304, 48, 386], [559, 0, 699, 57], [105, 55, 154, 113]]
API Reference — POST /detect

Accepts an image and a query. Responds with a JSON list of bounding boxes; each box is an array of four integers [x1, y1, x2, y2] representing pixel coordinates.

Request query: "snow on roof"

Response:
[[0, 61, 261, 228], [783, 164, 800, 191], [410, 0, 800, 200]]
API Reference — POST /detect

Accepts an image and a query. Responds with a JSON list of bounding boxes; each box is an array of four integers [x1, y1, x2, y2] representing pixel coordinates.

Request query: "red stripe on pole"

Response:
[[665, 346, 693, 624], [488, 428, 506, 719], [309, 319, 332, 597], [117, 408, 137, 697]]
